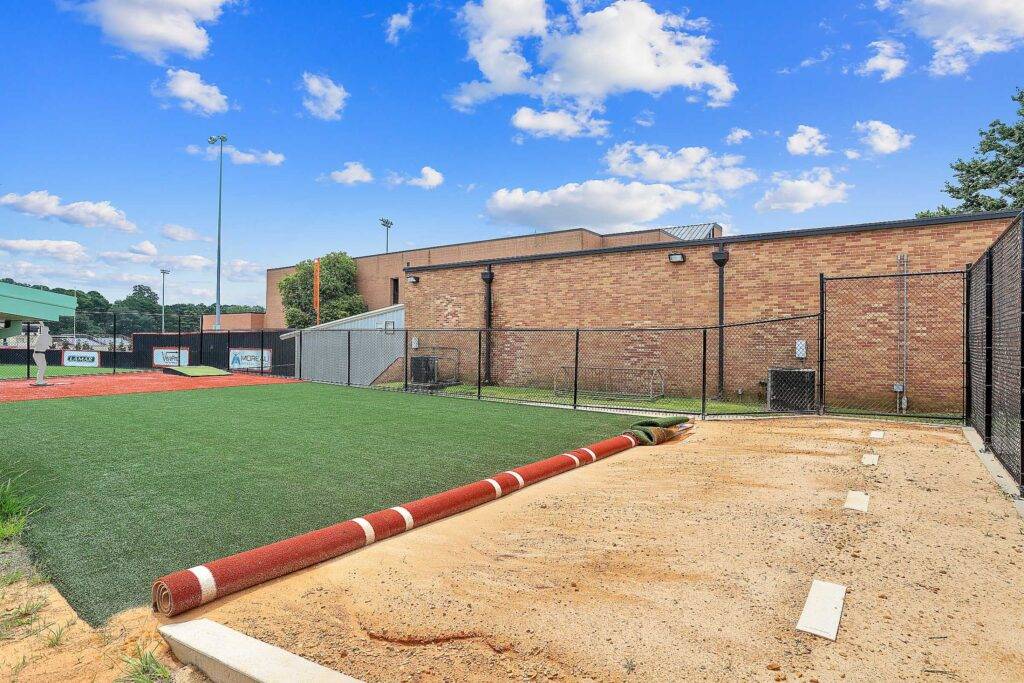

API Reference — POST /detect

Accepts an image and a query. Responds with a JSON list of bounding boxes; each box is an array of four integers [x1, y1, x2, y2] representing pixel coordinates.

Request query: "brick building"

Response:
[[265, 210, 1018, 413]]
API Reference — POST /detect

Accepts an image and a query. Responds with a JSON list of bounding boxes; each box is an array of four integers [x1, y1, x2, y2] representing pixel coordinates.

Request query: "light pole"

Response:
[[379, 217, 393, 253], [160, 269, 171, 333], [208, 134, 228, 330]]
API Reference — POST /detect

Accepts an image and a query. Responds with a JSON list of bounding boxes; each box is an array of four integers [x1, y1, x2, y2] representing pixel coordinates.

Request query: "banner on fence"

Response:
[[153, 347, 188, 367], [229, 348, 271, 370], [62, 350, 100, 367]]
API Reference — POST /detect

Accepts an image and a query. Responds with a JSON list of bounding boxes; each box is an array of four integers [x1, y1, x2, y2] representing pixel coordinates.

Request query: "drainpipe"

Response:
[[481, 265, 494, 385], [712, 246, 730, 399]]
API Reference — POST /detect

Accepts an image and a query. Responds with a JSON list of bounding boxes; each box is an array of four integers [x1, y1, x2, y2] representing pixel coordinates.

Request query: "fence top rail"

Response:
[[971, 211, 1024, 270], [823, 269, 967, 282]]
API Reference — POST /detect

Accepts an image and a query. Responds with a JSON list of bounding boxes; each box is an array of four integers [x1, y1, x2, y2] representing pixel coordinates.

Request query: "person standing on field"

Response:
[[32, 322, 52, 386]]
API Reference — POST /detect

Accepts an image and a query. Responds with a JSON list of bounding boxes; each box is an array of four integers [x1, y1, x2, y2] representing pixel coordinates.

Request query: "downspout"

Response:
[[712, 246, 730, 399], [482, 264, 494, 385]]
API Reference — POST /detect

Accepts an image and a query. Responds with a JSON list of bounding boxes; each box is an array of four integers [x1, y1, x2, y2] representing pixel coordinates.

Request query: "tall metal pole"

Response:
[[160, 269, 170, 333], [209, 135, 228, 330], [380, 218, 394, 254]]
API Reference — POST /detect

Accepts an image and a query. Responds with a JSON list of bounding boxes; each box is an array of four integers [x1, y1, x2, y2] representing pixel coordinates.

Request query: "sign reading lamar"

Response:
[[229, 348, 271, 371], [62, 350, 100, 367]]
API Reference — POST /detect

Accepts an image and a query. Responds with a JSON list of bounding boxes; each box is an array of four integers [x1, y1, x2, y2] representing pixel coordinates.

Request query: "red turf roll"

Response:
[[152, 430, 649, 616]]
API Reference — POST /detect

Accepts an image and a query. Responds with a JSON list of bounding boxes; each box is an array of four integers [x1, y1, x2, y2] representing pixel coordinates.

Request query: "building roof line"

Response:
[[402, 210, 1019, 274]]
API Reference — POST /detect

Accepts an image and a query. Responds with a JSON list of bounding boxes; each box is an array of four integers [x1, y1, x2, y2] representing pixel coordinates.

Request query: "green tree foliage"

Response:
[[278, 251, 366, 328], [919, 88, 1024, 218]]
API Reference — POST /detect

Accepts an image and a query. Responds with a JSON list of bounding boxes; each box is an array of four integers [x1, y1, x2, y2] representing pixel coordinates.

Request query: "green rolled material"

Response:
[[627, 415, 691, 445]]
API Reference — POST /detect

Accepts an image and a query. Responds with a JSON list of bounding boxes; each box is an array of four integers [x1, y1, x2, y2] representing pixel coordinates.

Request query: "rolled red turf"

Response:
[[153, 429, 674, 616]]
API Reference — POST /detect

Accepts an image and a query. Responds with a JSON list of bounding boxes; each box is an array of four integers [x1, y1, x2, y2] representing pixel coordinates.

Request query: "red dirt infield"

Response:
[[0, 371, 298, 403]]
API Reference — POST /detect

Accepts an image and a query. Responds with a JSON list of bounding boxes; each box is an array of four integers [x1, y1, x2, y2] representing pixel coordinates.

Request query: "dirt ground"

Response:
[[0, 371, 295, 403], [3, 417, 1022, 682]]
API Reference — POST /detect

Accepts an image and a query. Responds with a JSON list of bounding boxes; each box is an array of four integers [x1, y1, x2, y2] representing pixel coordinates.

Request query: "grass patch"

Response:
[[117, 645, 170, 683], [0, 477, 34, 543], [44, 621, 72, 648], [0, 597, 47, 641], [3, 382, 639, 624], [0, 364, 115, 379]]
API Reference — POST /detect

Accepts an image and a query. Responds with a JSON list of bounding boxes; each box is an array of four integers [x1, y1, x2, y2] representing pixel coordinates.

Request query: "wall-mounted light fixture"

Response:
[[668, 252, 686, 263], [406, 275, 420, 284]]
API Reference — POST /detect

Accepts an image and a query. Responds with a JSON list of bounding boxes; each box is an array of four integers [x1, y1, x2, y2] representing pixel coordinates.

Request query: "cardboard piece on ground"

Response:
[[861, 453, 879, 466], [796, 579, 847, 641], [869, 430, 885, 439], [844, 490, 870, 512], [160, 619, 360, 683]]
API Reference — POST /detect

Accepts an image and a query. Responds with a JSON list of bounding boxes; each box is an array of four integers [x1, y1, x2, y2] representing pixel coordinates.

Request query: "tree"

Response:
[[919, 87, 1024, 218], [116, 285, 160, 313], [278, 251, 366, 328]]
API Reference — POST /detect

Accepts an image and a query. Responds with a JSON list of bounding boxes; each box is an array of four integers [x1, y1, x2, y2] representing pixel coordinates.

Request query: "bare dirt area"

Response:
[[4, 418, 1022, 682]]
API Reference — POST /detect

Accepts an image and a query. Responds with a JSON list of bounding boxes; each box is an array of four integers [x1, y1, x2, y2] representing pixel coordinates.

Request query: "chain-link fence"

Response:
[[291, 315, 824, 416], [822, 271, 967, 420], [967, 213, 1022, 491], [0, 311, 294, 380]]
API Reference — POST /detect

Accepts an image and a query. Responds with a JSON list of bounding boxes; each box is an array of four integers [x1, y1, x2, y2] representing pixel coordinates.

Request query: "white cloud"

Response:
[[755, 168, 851, 213], [634, 109, 655, 127], [724, 127, 751, 145], [161, 224, 211, 242], [226, 259, 262, 282], [72, 0, 233, 63], [778, 48, 834, 74], [604, 142, 757, 200], [486, 178, 701, 231], [185, 144, 285, 166], [786, 125, 831, 156], [857, 39, 908, 81], [454, 0, 735, 119], [392, 166, 445, 189], [0, 189, 136, 232], [327, 162, 374, 185], [132, 240, 158, 257], [511, 106, 608, 138], [0, 239, 89, 263], [100, 241, 213, 271], [844, 149, 862, 160], [158, 68, 228, 115], [881, 0, 1024, 75], [301, 72, 348, 121], [854, 119, 914, 154], [385, 4, 414, 45], [164, 254, 214, 270]]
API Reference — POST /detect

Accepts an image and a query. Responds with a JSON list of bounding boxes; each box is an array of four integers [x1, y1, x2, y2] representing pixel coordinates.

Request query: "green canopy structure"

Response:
[[0, 281, 77, 340]]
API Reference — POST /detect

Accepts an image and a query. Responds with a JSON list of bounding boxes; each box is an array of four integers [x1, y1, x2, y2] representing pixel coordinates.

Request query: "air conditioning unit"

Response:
[[767, 367, 817, 412], [410, 355, 438, 385]]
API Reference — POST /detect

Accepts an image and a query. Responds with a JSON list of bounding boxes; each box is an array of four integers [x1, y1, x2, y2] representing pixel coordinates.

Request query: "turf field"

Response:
[[0, 363, 117, 379], [2, 382, 638, 625]]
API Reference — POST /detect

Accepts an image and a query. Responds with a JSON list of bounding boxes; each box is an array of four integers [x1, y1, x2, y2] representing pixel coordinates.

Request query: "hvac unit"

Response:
[[766, 367, 817, 412], [410, 355, 439, 385], [409, 348, 460, 390]]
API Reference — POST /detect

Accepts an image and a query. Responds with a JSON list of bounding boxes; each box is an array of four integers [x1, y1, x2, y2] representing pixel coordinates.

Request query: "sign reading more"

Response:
[[153, 347, 189, 367], [62, 350, 100, 367], [229, 348, 272, 371]]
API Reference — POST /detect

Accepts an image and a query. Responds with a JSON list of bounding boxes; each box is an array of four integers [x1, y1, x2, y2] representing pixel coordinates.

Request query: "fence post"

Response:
[[199, 324, 204, 366], [403, 329, 409, 392], [963, 265, 970, 425], [25, 323, 30, 379], [112, 311, 118, 375], [226, 330, 231, 371], [477, 330, 483, 400], [572, 328, 580, 410], [260, 329, 265, 375], [346, 330, 352, 386], [297, 329, 303, 380], [177, 315, 183, 367], [984, 251, 993, 445], [701, 327, 707, 419], [818, 273, 826, 414]]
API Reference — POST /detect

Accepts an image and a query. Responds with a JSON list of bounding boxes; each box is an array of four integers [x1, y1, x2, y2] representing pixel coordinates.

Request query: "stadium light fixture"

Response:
[[208, 134, 228, 330]]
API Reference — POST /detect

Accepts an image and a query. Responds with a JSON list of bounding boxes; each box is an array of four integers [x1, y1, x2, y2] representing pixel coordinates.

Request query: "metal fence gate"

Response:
[[821, 270, 967, 420], [967, 213, 1023, 490]]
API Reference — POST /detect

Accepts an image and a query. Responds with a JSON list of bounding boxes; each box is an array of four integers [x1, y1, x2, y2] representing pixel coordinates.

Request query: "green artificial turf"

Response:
[[0, 363, 114, 379], [163, 365, 230, 377], [1, 383, 639, 625]]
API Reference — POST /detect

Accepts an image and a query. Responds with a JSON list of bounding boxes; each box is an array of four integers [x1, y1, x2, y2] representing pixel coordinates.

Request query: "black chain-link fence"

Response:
[[0, 312, 294, 380], [291, 315, 823, 417], [822, 271, 967, 420], [967, 213, 1023, 491]]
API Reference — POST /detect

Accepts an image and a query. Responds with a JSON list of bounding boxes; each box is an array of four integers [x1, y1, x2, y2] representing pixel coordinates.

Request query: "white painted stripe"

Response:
[[187, 566, 217, 604], [796, 580, 847, 641], [565, 453, 581, 467], [486, 478, 503, 498], [869, 430, 885, 440], [390, 505, 414, 531], [504, 470, 525, 488], [861, 453, 879, 466], [623, 433, 637, 447], [843, 490, 870, 513], [352, 517, 375, 544], [581, 447, 597, 462]]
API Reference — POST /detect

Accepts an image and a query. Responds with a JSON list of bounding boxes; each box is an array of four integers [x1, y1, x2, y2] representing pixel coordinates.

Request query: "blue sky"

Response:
[[1, 0, 1022, 305]]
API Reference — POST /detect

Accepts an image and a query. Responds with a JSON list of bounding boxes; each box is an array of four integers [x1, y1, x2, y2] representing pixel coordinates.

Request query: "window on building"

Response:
[[391, 277, 400, 305]]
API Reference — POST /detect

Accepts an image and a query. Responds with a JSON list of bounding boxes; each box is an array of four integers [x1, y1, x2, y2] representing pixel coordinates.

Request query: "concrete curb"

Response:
[[962, 427, 1024, 519]]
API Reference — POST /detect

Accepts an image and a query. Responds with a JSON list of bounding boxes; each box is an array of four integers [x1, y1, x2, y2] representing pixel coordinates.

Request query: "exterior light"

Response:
[[406, 275, 420, 284], [668, 252, 685, 263]]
